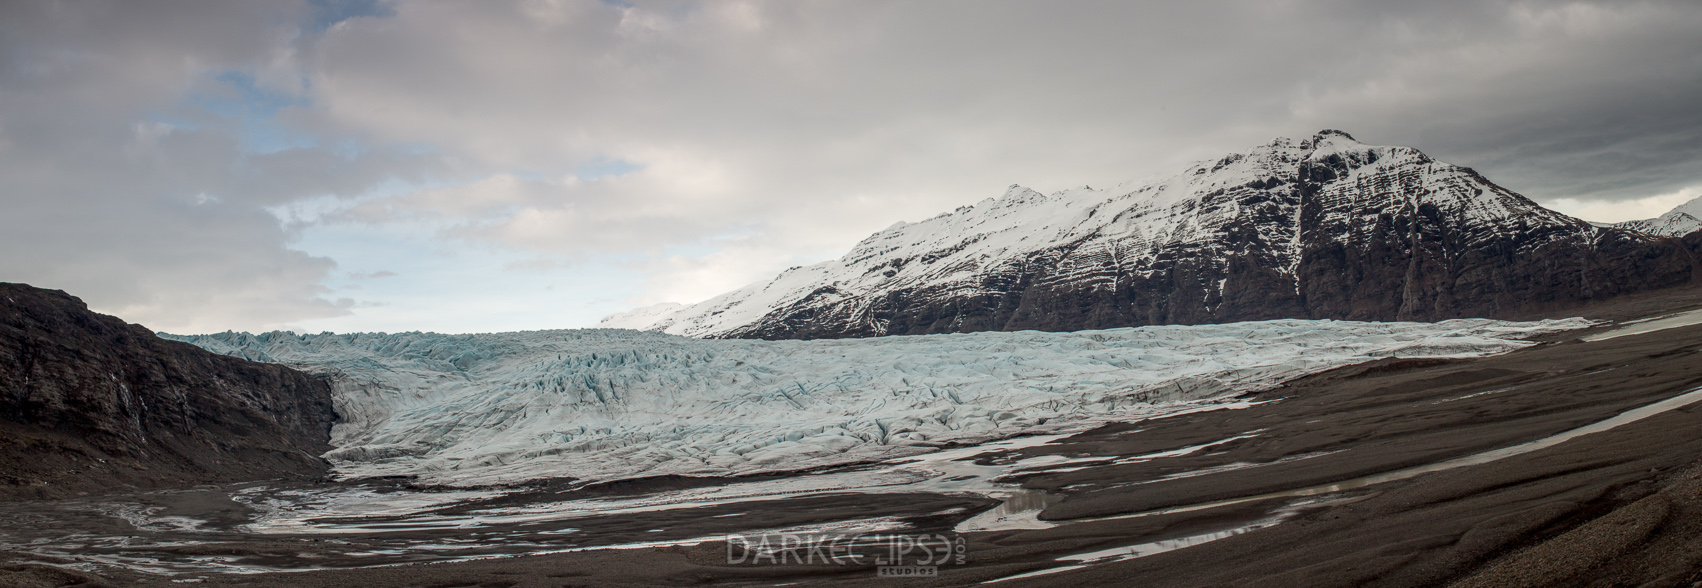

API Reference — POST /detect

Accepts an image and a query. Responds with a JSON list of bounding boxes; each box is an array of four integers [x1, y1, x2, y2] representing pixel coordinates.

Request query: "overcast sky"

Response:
[[2, 0, 1699, 334]]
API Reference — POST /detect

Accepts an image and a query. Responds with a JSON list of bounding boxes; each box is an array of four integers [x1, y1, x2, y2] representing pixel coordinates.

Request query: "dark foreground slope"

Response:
[[0, 283, 335, 499]]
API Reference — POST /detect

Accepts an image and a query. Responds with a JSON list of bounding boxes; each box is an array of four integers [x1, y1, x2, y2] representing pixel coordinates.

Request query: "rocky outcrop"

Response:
[[0, 283, 335, 499], [616, 131, 1702, 339]]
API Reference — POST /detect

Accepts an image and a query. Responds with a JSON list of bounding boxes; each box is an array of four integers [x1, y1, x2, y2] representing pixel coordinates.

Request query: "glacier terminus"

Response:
[[170, 318, 1587, 488]]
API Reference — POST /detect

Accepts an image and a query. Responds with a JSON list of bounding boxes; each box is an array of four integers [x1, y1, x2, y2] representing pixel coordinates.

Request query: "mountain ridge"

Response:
[[1610, 195, 1702, 237], [604, 131, 1701, 339]]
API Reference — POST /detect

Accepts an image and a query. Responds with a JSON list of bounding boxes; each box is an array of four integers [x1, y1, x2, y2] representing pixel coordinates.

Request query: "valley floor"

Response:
[[10, 286, 1702, 587]]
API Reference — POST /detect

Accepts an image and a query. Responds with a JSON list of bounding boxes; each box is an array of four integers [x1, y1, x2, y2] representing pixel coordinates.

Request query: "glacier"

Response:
[[167, 318, 1589, 487]]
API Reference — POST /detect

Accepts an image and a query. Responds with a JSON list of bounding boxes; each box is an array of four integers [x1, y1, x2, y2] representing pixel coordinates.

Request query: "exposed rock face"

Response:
[[620, 131, 1702, 339], [0, 283, 335, 499]]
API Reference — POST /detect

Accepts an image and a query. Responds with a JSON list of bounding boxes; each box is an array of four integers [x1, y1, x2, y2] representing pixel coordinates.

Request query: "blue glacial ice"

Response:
[[166, 318, 1589, 487]]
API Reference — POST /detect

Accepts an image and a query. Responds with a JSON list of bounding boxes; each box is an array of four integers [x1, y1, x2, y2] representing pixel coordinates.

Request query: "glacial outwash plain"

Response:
[[8, 132, 1702, 587]]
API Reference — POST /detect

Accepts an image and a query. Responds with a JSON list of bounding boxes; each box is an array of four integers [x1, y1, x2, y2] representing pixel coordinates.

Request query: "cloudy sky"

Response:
[[2, 0, 1699, 334]]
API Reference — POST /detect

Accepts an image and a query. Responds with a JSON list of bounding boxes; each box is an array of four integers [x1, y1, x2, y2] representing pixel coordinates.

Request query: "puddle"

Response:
[[1433, 386, 1516, 404], [956, 490, 1063, 532], [1584, 308, 1702, 341]]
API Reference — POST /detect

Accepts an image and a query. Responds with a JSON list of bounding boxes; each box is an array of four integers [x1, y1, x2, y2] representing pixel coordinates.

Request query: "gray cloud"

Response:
[[0, 0, 439, 331], [2, 0, 1699, 330]]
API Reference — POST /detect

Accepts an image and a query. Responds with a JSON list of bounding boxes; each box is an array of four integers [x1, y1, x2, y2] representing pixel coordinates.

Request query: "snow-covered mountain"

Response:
[[595, 302, 687, 330], [609, 131, 1695, 340], [1610, 195, 1702, 237], [167, 318, 1585, 487]]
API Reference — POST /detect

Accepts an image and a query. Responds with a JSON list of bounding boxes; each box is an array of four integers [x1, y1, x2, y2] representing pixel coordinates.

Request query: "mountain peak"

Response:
[[1313, 129, 1357, 142], [1610, 194, 1702, 237], [1301, 129, 1364, 151], [606, 132, 1697, 340], [1001, 184, 1043, 199], [1673, 194, 1702, 219]]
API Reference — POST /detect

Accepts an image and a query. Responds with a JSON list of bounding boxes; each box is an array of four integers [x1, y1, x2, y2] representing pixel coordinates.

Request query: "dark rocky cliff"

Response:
[[0, 283, 336, 499]]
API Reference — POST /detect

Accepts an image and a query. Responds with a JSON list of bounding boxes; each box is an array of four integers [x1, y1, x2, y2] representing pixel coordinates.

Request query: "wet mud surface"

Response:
[[11, 287, 1702, 587]]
